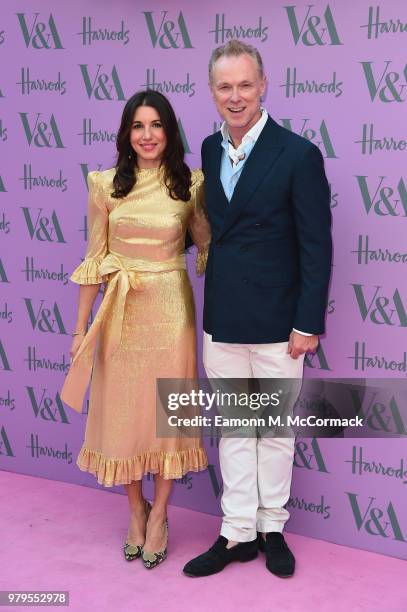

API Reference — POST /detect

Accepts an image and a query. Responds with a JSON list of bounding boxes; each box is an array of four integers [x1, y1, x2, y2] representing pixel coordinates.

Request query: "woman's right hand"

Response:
[[70, 334, 86, 361]]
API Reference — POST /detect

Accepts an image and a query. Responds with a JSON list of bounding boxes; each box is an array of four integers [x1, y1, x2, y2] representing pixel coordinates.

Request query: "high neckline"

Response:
[[135, 166, 161, 174]]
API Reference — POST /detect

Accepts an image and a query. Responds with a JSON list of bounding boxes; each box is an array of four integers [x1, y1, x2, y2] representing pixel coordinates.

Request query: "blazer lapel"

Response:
[[219, 116, 284, 238]]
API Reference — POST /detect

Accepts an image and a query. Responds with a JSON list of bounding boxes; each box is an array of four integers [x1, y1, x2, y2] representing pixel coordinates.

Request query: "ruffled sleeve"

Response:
[[70, 171, 109, 285], [187, 169, 211, 276]]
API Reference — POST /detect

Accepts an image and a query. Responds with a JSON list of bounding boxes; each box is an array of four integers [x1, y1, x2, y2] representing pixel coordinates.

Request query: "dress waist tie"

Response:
[[60, 252, 186, 413]]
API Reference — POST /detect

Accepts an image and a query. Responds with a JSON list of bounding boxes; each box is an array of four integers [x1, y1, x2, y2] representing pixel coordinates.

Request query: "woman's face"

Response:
[[130, 105, 167, 169]]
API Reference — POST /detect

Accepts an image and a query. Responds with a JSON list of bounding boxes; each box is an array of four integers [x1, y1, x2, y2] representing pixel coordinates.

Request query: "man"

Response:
[[183, 40, 332, 578]]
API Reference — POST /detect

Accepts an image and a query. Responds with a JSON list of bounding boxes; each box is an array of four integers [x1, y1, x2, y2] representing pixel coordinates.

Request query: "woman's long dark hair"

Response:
[[111, 90, 191, 201]]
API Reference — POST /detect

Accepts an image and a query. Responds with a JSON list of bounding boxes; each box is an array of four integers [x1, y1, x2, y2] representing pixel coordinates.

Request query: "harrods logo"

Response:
[[79, 64, 126, 101], [175, 475, 193, 490], [78, 17, 130, 45], [304, 343, 331, 371], [356, 124, 407, 155], [23, 257, 69, 285], [0, 212, 10, 234], [361, 6, 407, 40], [209, 15, 268, 44], [24, 298, 67, 334], [327, 299, 335, 314], [0, 303, 12, 324], [79, 119, 116, 146], [20, 164, 67, 192], [352, 284, 407, 327], [346, 446, 407, 485], [143, 11, 193, 49], [27, 434, 73, 464], [294, 438, 329, 472], [0, 391, 15, 411], [17, 67, 66, 96], [349, 341, 407, 375], [19, 112, 64, 148], [329, 186, 338, 208], [0, 338, 11, 370], [352, 235, 407, 265], [146, 472, 193, 490], [0, 426, 14, 456], [362, 61, 407, 103], [27, 387, 70, 423], [281, 118, 337, 158], [141, 68, 196, 97], [25, 346, 70, 374], [285, 4, 342, 46], [0, 258, 9, 282], [0, 120, 8, 142], [22, 207, 66, 243], [347, 493, 406, 542], [286, 494, 330, 519], [16, 13, 63, 49], [350, 388, 406, 435], [280, 67, 343, 98], [356, 176, 407, 217]]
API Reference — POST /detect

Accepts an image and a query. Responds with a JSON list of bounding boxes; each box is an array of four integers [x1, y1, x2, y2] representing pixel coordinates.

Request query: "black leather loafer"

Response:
[[183, 535, 258, 577], [258, 532, 295, 577]]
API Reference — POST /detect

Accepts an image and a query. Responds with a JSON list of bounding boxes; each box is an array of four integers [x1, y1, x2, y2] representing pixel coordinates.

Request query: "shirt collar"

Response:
[[220, 107, 268, 151]]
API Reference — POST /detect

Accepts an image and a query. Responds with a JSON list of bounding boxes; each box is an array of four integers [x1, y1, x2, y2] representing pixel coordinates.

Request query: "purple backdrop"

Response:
[[1, 0, 406, 560]]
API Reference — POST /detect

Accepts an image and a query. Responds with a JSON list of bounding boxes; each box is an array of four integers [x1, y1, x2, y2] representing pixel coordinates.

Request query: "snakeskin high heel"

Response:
[[123, 499, 152, 561], [142, 517, 168, 569]]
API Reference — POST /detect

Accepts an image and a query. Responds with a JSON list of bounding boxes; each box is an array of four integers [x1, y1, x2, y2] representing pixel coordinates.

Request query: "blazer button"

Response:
[[242, 278, 248, 283]]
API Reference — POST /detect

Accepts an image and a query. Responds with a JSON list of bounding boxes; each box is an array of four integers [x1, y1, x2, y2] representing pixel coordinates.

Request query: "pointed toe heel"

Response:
[[142, 517, 168, 569], [123, 499, 152, 561]]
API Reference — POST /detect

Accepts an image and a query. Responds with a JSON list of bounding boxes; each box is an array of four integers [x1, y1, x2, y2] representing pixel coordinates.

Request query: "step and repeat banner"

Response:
[[0, 0, 406, 560]]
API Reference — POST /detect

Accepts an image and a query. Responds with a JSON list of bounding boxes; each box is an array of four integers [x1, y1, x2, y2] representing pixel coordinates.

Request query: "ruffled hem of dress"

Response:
[[70, 257, 107, 285], [76, 446, 208, 487], [196, 248, 208, 276]]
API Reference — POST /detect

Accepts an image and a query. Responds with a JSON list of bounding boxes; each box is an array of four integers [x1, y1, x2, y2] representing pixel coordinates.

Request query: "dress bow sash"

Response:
[[60, 252, 186, 413]]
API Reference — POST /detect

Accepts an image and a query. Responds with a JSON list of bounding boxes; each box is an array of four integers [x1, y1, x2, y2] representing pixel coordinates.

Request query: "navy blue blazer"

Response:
[[201, 115, 332, 344]]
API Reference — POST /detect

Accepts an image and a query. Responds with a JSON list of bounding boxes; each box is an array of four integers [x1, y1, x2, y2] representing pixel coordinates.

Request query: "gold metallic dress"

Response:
[[60, 167, 210, 486]]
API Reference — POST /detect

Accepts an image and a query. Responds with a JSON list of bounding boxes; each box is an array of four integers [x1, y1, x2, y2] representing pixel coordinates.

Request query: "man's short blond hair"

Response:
[[208, 39, 264, 82]]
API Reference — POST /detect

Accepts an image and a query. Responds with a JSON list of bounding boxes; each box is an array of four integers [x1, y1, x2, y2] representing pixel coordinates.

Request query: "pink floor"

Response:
[[1, 471, 406, 612]]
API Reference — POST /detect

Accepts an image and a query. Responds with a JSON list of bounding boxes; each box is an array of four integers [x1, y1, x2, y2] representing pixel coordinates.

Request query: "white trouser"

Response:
[[203, 331, 305, 542]]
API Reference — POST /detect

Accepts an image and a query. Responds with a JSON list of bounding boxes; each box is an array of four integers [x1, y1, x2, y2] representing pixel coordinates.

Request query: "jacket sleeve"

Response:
[[70, 171, 109, 285], [291, 144, 333, 334]]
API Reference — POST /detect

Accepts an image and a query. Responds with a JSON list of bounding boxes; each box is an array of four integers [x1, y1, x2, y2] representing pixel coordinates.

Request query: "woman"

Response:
[[60, 90, 210, 569]]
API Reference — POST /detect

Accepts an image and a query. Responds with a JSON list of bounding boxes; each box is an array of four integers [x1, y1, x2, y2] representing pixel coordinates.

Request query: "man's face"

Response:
[[210, 53, 266, 136]]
